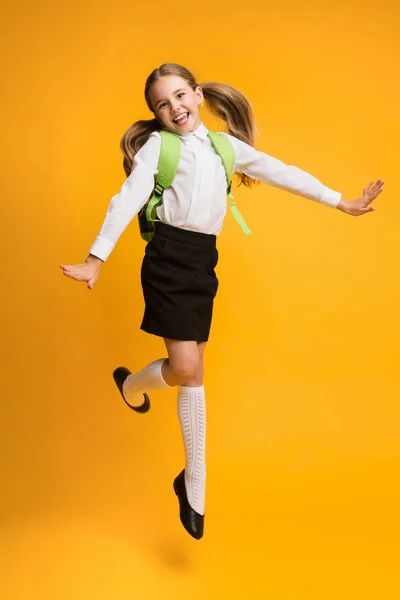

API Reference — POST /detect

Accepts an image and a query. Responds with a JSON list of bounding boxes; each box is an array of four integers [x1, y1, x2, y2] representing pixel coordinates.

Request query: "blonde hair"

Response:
[[120, 63, 259, 187]]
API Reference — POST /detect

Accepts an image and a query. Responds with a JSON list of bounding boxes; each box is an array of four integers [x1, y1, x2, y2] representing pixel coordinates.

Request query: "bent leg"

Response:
[[162, 338, 200, 386], [120, 338, 204, 407], [121, 357, 171, 407]]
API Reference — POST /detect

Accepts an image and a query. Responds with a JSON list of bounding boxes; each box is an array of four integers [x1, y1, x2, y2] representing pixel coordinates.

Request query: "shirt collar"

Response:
[[176, 121, 208, 140]]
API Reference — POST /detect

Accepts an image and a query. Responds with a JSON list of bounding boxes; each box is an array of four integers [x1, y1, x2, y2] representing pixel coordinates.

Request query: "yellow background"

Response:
[[1, 0, 399, 598]]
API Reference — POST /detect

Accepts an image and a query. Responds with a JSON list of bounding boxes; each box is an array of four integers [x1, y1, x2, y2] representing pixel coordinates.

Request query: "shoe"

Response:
[[173, 469, 204, 540], [113, 367, 150, 413]]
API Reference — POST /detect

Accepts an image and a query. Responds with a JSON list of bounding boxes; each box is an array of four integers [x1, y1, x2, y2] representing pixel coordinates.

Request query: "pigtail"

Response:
[[200, 82, 260, 188], [120, 118, 161, 177]]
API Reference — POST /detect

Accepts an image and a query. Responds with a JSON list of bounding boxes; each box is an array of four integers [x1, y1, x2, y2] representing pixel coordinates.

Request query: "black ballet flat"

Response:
[[173, 469, 204, 540], [112, 367, 150, 413]]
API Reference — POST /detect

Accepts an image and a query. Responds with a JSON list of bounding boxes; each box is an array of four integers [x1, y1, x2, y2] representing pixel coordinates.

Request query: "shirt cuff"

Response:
[[88, 236, 115, 262], [320, 187, 342, 208]]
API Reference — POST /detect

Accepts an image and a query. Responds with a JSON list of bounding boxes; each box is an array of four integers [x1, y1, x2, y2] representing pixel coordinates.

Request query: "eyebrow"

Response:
[[155, 89, 186, 108]]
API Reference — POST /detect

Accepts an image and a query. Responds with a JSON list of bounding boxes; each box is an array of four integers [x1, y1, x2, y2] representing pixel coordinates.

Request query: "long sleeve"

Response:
[[222, 133, 342, 208], [88, 132, 161, 261]]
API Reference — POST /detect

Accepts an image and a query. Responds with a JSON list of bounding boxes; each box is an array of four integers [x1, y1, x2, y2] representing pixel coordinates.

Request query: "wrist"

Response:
[[86, 254, 104, 268], [336, 198, 354, 215]]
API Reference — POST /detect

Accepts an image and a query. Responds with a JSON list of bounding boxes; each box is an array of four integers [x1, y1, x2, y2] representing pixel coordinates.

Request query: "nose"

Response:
[[170, 99, 181, 113]]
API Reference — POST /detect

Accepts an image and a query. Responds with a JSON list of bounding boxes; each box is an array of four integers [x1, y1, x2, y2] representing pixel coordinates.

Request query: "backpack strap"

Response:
[[207, 131, 252, 236], [145, 130, 181, 222]]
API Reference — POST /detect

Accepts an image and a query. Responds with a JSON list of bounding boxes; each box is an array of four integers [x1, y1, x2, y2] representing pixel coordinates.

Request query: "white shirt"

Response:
[[89, 122, 342, 261]]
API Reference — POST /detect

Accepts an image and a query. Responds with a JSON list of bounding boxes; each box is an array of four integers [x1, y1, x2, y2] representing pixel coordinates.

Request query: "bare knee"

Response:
[[173, 358, 198, 381], [164, 356, 199, 386], [184, 370, 203, 387], [162, 339, 206, 387], [182, 342, 206, 387]]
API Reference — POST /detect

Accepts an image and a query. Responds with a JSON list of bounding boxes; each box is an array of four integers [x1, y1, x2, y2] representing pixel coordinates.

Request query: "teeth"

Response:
[[174, 113, 188, 122]]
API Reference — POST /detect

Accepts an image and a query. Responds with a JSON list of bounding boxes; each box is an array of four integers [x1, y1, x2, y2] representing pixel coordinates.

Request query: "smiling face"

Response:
[[148, 75, 204, 134]]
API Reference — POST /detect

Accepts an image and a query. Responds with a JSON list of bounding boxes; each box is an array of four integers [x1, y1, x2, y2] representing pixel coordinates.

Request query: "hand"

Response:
[[338, 179, 385, 216], [60, 256, 103, 290]]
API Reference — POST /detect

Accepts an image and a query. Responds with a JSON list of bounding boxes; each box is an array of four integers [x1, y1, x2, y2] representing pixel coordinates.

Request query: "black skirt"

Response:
[[140, 222, 219, 342]]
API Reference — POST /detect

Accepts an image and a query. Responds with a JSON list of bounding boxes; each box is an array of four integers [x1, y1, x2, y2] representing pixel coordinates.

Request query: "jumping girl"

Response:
[[60, 63, 384, 540]]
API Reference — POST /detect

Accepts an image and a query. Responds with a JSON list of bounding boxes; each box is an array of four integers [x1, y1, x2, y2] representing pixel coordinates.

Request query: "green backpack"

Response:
[[138, 129, 252, 242]]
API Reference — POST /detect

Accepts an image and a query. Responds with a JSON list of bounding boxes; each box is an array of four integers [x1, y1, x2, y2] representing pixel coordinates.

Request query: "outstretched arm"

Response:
[[221, 133, 384, 213], [60, 133, 161, 289]]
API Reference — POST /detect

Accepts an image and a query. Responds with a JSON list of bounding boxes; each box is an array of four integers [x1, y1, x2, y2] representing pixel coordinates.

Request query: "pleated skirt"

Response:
[[140, 222, 219, 342]]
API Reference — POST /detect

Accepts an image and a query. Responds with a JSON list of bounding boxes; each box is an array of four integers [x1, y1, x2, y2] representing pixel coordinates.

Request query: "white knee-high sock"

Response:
[[122, 358, 171, 406], [177, 385, 206, 515]]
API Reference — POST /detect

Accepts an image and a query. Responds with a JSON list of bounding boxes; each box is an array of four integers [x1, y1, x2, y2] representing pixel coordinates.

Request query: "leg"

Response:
[[183, 341, 206, 387], [162, 338, 201, 386], [115, 338, 203, 409], [117, 355, 171, 408], [175, 341, 207, 538]]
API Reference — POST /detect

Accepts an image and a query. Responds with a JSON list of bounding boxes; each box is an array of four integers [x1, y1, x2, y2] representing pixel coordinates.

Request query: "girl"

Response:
[[60, 63, 384, 540]]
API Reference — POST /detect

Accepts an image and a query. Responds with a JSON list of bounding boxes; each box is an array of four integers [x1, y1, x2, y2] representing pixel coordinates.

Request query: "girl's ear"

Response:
[[195, 86, 204, 104]]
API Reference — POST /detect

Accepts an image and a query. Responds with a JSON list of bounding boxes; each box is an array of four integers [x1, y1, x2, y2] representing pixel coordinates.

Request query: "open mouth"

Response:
[[173, 112, 189, 126]]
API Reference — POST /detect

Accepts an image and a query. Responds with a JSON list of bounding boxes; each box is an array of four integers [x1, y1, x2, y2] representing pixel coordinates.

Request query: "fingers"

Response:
[[60, 264, 75, 272], [363, 179, 384, 196], [60, 266, 81, 279], [60, 263, 85, 274], [361, 179, 385, 210], [60, 263, 98, 289], [372, 179, 385, 194]]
